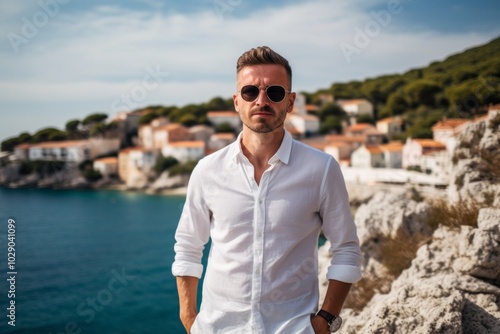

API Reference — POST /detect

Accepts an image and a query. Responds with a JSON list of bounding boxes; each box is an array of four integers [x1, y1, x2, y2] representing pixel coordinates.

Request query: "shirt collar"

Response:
[[231, 129, 292, 165]]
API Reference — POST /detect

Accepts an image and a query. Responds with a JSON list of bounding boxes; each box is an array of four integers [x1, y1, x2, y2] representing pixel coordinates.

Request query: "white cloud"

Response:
[[0, 0, 499, 140]]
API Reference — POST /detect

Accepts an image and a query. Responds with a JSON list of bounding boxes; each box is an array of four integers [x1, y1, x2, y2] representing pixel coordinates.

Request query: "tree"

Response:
[[215, 122, 235, 133], [154, 156, 179, 174], [1, 132, 32, 152], [317, 102, 345, 122], [83, 168, 102, 182], [205, 96, 233, 111], [82, 113, 108, 125], [356, 114, 375, 125], [65, 119, 80, 132], [319, 116, 342, 134], [139, 112, 159, 125], [32, 127, 67, 142], [379, 92, 408, 118], [403, 80, 441, 107]]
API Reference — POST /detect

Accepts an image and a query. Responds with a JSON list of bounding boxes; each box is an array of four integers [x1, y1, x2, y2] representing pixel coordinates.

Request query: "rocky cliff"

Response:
[[319, 111, 500, 333], [448, 109, 500, 207]]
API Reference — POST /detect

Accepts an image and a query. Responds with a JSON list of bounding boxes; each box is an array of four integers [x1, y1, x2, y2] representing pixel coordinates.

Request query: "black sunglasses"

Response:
[[239, 85, 291, 103]]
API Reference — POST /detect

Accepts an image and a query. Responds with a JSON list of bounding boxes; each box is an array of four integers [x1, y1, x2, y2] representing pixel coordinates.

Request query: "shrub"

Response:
[[169, 160, 198, 176], [426, 198, 481, 231], [83, 168, 102, 182], [155, 156, 179, 174], [379, 230, 430, 278], [343, 276, 388, 312]]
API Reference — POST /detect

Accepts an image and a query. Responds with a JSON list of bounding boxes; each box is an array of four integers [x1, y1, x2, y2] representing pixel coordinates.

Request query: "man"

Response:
[[172, 46, 361, 333]]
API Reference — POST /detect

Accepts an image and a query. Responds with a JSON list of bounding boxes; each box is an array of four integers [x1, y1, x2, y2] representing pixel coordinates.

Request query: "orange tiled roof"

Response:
[[94, 157, 118, 164], [212, 133, 236, 140], [377, 116, 403, 124], [380, 141, 403, 152], [14, 143, 32, 149], [474, 114, 489, 123], [119, 146, 156, 153], [431, 119, 469, 130], [365, 145, 384, 154], [326, 142, 349, 148], [326, 135, 365, 143], [346, 123, 374, 132], [487, 104, 500, 111], [167, 141, 205, 148], [414, 139, 446, 149], [29, 140, 90, 149], [338, 99, 370, 105], [305, 104, 319, 112], [207, 111, 238, 117], [157, 123, 185, 131]]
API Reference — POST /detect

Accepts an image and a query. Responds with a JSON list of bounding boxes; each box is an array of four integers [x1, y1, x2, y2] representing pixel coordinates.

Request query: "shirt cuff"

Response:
[[326, 264, 362, 283], [171, 261, 204, 278]]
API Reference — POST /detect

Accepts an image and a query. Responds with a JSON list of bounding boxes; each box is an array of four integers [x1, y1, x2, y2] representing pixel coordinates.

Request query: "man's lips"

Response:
[[251, 107, 275, 117]]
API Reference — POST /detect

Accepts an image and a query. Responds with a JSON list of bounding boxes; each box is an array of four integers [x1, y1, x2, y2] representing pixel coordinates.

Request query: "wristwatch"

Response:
[[316, 309, 342, 332]]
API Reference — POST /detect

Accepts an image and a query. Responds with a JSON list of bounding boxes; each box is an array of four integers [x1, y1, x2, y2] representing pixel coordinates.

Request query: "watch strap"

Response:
[[316, 309, 336, 324]]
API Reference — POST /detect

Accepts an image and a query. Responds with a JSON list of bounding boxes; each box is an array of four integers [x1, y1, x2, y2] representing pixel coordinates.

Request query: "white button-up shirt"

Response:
[[172, 130, 361, 334]]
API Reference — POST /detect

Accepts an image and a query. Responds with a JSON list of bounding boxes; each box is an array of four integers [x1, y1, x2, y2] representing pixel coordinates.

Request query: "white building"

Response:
[[18, 138, 120, 163], [324, 142, 351, 164], [207, 111, 242, 131], [431, 118, 470, 154], [351, 145, 385, 168], [380, 141, 403, 168], [286, 113, 320, 136], [376, 116, 403, 137], [208, 133, 236, 152], [162, 141, 205, 163], [93, 157, 118, 178], [189, 125, 215, 144], [138, 117, 170, 149], [118, 147, 158, 188], [431, 118, 470, 145], [337, 99, 374, 118], [402, 138, 447, 170]]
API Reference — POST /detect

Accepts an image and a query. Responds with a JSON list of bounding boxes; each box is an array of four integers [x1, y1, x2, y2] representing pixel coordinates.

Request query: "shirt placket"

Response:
[[245, 161, 276, 332]]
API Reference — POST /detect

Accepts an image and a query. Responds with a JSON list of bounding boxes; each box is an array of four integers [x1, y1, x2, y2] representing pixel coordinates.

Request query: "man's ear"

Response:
[[287, 92, 296, 113], [233, 93, 239, 111]]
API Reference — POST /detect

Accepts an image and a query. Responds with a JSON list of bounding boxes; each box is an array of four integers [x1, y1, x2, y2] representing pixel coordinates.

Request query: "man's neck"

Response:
[[240, 127, 284, 170]]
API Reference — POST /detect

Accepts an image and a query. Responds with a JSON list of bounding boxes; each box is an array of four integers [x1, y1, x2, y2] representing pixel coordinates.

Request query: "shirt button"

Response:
[[256, 268, 260, 274], [253, 304, 259, 310]]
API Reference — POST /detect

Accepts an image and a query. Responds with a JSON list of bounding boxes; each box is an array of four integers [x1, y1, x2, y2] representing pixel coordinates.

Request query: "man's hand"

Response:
[[310, 314, 331, 334], [180, 310, 197, 334]]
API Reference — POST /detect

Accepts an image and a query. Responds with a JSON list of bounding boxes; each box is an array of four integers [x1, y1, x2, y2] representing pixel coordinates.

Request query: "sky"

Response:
[[1, 0, 499, 142]]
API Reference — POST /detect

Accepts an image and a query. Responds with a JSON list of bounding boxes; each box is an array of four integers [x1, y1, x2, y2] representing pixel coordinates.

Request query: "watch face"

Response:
[[329, 316, 342, 332]]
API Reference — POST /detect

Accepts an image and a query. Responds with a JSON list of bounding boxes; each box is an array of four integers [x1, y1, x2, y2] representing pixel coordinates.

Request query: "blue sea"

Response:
[[0, 187, 202, 334]]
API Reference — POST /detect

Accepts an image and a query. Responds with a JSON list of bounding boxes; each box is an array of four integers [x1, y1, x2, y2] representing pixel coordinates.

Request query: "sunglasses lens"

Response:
[[240, 85, 259, 102], [266, 86, 286, 102]]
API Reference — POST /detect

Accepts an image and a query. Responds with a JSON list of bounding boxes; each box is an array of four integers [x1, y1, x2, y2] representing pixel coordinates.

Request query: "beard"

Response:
[[241, 105, 288, 134]]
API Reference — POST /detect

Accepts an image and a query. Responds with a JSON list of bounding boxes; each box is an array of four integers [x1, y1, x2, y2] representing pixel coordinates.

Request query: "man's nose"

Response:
[[255, 87, 270, 105]]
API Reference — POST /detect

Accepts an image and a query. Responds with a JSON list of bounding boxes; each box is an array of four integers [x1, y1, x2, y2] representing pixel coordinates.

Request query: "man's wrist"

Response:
[[315, 309, 342, 332]]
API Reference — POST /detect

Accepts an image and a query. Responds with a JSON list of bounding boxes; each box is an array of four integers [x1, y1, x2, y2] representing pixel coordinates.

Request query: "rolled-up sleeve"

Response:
[[319, 157, 362, 283], [171, 162, 211, 278]]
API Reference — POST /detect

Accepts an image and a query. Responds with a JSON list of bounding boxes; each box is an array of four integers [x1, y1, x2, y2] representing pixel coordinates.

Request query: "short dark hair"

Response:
[[236, 46, 292, 88]]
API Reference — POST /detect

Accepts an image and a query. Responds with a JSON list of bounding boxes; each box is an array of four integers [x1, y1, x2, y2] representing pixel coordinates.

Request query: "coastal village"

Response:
[[1, 93, 498, 192]]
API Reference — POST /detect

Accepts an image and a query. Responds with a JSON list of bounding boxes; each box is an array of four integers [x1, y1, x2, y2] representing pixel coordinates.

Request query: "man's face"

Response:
[[233, 64, 295, 134]]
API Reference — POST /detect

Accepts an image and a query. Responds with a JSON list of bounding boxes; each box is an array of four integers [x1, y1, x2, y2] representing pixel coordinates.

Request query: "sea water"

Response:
[[0, 187, 191, 334]]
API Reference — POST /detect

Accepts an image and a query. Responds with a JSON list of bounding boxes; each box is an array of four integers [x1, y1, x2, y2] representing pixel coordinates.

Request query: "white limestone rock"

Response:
[[339, 208, 500, 334], [448, 110, 500, 207]]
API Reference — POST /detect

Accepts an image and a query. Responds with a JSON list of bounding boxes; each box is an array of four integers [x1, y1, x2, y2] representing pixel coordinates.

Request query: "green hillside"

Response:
[[3, 37, 499, 151], [305, 36, 500, 138]]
